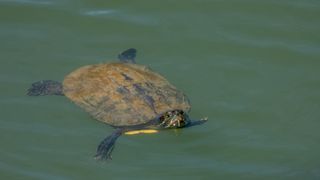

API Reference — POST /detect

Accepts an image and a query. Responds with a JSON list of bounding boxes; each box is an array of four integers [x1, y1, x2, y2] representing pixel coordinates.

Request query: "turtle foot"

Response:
[[186, 117, 208, 128], [94, 129, 122, 161], [94, 136, 115, 161], [27, 80, 63, 96], [118, 48, 137, 64]]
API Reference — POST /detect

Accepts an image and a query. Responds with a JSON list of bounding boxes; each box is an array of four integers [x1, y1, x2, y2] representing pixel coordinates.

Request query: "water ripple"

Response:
[[81, 9, 158, 26], [0, 0, 53, 5]]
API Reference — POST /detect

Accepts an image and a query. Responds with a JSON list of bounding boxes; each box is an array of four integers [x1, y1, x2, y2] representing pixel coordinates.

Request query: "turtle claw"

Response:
[[94, 143, 114, 161], [201, 117, 208, 121], [185, 117, 208, 128]]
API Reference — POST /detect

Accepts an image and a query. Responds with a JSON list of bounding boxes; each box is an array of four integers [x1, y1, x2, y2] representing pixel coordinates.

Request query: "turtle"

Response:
[[27, 48, 207, 160]]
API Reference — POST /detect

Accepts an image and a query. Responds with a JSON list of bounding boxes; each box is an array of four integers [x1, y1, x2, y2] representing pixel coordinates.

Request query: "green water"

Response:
[[1, 0, 320, 179]]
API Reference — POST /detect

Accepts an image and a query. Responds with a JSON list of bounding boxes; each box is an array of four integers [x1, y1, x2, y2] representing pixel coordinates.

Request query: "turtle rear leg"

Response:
[[27, 80, 63, 96], [118, 48, 137, 64]]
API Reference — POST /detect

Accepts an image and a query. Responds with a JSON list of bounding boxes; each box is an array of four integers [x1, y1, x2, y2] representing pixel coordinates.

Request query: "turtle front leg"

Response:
[[185, 117, 208, 128], [94, 128, 123, 160], [27, 80, 64, 96]]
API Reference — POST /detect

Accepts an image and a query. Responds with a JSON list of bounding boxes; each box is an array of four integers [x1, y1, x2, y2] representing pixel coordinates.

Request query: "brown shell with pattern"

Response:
[[62, 62, 191, 127]]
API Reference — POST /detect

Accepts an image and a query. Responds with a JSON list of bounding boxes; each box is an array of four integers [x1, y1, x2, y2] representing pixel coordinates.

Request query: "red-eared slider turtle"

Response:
[[27, 48, 207, 160]]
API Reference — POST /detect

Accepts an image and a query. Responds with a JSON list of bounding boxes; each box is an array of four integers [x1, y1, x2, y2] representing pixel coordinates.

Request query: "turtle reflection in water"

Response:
[[27, 48, 207, 160]]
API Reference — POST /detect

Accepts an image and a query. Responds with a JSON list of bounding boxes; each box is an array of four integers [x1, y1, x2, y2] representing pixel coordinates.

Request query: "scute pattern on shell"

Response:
[[62, 62, 191, 126]]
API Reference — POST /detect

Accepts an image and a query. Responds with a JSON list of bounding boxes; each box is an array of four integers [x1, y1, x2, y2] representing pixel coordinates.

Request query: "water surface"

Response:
[[1, 0, 320, 179]]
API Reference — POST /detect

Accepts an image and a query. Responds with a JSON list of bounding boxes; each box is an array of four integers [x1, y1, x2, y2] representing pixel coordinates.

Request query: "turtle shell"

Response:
[[62, 62, 191, 127]]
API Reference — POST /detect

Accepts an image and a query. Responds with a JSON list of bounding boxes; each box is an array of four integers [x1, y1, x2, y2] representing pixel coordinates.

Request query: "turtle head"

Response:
[[159, 110, 191, 128]]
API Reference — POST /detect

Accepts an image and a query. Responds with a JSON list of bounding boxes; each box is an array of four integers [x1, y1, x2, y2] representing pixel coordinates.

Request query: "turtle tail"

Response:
[[95, 128, 123, 160], [27, 80, 64, 96]]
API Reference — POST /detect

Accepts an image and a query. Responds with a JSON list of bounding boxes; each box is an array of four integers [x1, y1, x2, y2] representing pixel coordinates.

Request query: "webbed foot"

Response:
[[95, 136, 115, 160], [186, 117, 208, 128], [118, 48, 137, 64], [94, 129, 123, 161], [27, 80, 63, 96]]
